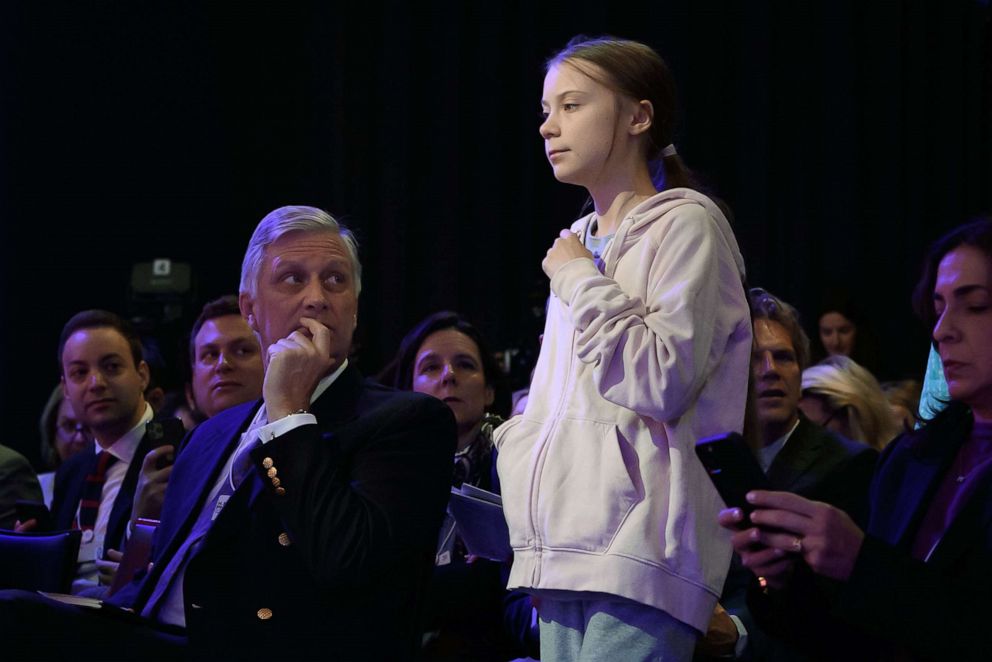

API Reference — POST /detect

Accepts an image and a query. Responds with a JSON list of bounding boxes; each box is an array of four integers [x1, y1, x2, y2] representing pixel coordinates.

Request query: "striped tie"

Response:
[[76, 450, 118, 531]]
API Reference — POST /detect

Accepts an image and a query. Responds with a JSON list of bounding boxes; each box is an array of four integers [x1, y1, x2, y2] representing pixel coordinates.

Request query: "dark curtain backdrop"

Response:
[[2, 1, 990, 467]]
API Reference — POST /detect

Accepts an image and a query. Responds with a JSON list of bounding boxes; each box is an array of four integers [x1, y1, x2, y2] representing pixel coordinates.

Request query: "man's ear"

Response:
[[137, 360, 151, 392], [185, 382, 197, 413], [145, 387, 166, 414], [629, 99, 654, 137], [239, 292, 258, 332], [485, 385, 495, 408]]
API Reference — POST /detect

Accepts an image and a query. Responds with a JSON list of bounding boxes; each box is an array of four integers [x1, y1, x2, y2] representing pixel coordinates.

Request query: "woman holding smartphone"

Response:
[[723, 218, 992, 660]]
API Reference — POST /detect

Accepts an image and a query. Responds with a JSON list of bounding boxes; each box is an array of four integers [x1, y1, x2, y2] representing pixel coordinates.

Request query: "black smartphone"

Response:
[[15, 500, 53, 531], [694, 432, 770, 524], [146, 418, 186, 469]]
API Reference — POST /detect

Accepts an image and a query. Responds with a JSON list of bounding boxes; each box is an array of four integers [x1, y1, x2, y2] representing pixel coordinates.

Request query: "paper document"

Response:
[[447, 485, 512, 562]]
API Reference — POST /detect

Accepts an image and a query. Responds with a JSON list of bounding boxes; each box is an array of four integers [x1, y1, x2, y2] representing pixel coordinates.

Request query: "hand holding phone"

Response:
[[131, 445, 175, 523]]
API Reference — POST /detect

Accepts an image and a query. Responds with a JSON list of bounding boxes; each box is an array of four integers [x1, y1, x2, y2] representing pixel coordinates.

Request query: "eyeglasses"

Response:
[[57, 420, 91, 439], [817, 405, 848, 430]]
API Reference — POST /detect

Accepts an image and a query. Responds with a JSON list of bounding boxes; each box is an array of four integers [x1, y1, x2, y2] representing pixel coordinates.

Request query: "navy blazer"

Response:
[[113, 365, 456, 661], [50, 417, 184, 555]]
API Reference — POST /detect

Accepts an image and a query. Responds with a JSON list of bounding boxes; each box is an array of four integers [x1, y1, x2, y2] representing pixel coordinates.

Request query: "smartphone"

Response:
[[15, 500, 54, 531], [694, 432, 770, 523], [145, 418, 186, 469]]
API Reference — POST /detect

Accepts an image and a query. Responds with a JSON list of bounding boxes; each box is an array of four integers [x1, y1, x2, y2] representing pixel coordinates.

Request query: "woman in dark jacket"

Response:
[[721, 218, 992, 661], [391, 311, 538, 660]]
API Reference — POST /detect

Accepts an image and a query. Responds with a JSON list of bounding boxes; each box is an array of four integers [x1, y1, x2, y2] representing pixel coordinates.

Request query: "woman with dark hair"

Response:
[[391, 311, 538, 660], [720, 218, 992, 660], [813, 293, 881, 375], [393, 311, 503, 486]]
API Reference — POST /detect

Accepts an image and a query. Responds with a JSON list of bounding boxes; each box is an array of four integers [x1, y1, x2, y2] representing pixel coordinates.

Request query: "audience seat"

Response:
[[0, 529, 81, 593]]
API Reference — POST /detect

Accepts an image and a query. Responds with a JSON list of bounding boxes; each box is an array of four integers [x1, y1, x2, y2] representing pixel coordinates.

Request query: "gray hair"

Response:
[[749, 287, 812, 371], [239, 205, 362, 298]]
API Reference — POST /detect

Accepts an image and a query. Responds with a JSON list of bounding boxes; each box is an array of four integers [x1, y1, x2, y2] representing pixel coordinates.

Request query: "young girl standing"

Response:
[[494, 36, 751, 660]]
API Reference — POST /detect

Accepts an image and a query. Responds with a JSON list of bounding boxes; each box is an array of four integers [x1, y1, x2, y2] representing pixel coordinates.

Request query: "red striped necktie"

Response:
[[76, 450, 119, 531]]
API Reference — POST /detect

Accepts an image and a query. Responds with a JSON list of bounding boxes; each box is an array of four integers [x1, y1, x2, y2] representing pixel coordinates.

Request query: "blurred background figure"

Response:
[[919, 345, 951, 422], [37, 385, 93, 506], [881, 379, 923, 433], [812, 293, 881, 375], [0, 443, 43, 530], [799, 355, 900, 451], [818, 309, 857, 358]]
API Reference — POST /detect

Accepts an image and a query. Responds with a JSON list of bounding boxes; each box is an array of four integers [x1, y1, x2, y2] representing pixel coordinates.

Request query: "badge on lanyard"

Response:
[[212, 494, 230, 521]]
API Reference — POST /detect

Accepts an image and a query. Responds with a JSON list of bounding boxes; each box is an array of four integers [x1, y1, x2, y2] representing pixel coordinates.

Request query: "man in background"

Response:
[[185, 295, 264, 423], [47, 310, 183, 592]]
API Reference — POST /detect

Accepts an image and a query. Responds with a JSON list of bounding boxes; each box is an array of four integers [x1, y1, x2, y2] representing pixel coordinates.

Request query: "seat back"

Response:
[[0, 529, 82, 593], [107, 518, 159, 597]]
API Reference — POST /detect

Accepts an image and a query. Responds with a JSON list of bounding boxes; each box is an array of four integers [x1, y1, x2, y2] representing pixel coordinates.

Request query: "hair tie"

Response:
[[660, 144, 678, 158]]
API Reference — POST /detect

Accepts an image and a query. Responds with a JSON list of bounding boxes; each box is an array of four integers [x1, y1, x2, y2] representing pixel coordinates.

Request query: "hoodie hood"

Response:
[[573, 188, 747, 281]]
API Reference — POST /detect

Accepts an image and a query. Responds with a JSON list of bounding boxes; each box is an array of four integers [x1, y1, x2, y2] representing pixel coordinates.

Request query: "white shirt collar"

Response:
[[757, 418, 801, 473], [311, 358, 349, 405], [97, 402, 154, 465]]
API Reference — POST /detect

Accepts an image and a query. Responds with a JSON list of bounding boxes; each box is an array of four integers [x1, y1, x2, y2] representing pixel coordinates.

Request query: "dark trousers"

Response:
[[0, 589, 187, 661]]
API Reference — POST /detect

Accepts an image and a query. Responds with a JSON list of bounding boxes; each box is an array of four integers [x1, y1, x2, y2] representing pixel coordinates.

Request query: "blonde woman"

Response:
[[799, 355, 900, 450]]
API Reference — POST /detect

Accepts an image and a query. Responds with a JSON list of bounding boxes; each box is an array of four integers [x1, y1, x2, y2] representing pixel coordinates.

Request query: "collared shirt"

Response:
[[215, 358, 349, 500], [756, 418, 801, 474], [730, 417, 800, 656], [73, 402, 153, 591], [156, 360, 348, 628]]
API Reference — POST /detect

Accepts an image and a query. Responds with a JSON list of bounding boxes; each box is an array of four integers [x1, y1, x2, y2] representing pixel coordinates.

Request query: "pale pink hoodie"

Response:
[[495, 188, 751, 633]]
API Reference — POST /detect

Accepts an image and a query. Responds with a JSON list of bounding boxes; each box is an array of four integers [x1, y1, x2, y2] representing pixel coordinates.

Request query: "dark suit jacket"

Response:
[[49, 417, 184, 554], [114, 365, 456, 661], [0, 444, 43, 530], [833, 403, 992, 660], [764, 416, 877, 525], [749, 403, 992, 661], [717, 416, 877, 662]]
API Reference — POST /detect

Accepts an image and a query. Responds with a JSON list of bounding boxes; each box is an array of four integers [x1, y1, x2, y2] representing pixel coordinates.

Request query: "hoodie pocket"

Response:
[[538, 418, 641, 552], [494, 416, 541, 549]]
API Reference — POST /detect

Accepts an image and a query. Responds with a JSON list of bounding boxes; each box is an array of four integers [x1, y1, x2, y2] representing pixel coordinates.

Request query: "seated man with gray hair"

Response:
[[0, 206, 457, 660], [701, 288, 878, 660]]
